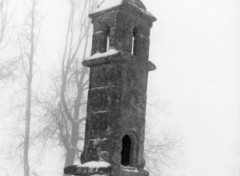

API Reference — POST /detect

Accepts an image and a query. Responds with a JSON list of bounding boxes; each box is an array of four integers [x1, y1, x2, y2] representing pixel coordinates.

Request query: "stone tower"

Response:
[[64, 0, 156, 176]]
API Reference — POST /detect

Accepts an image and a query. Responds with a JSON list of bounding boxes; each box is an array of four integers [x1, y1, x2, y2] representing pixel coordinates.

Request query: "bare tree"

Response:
[[0, 0, 15, 81], [17, 1, 41, 175], [0, 0, 9, 45], [144, 100, 182, 176], [37, 0, 98, 174], [59, 0, 91, 167], [144, 133, 181, 176]]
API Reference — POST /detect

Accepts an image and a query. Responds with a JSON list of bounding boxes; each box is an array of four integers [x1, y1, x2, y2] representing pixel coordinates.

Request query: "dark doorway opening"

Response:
[[121, 135, 132, 166]]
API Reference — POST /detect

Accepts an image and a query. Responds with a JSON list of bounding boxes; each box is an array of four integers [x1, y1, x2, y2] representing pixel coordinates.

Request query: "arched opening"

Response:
[[121, 135, 135, 166], [121, 135, 131, 166], [105, 27, 110, 52], [107, 35, 110, 51], [131, 28, 137, 55]]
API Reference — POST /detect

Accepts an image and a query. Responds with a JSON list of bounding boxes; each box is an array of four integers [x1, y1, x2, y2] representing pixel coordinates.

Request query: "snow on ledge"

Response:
[[121, 165, 139, 173], [95, 0, 155, 19], [88, 49, 120, 60], [81, 161, 111, 168]]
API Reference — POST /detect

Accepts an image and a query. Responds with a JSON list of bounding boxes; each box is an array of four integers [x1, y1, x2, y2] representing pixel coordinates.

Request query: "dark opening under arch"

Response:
[[121, 135, 132, 166]]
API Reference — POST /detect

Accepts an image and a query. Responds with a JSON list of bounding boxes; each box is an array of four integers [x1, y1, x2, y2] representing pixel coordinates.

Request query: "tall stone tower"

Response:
[[64, 0, 156, 176]]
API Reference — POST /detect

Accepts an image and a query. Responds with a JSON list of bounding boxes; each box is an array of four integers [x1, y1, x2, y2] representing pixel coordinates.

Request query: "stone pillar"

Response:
[[64, 0, 156, 176]]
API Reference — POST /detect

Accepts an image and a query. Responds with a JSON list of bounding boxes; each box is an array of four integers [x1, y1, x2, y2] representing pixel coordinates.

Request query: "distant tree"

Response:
[[144, 133, 180, 176], [0, 0, 42, 175], [17, 0, 42, 175], [38, 0, 98, 174], [0, 0, 10, 46], [0, 0, 15, 81], [144, 100, 181, 176]]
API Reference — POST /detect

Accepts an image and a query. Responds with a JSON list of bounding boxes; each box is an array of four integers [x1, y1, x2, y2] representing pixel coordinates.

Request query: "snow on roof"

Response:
[[87, 49, 120, 60], [95, 0, 155, 20], [81, 161, 111, 168], [96, 0, 123, 12]]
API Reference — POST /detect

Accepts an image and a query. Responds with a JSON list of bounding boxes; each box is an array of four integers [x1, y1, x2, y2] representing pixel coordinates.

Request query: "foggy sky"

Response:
[[0, 0, 240, 176]]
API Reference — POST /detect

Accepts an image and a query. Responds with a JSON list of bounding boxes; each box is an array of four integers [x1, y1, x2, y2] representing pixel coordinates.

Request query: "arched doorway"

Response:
[[121, 134, 137, 166]]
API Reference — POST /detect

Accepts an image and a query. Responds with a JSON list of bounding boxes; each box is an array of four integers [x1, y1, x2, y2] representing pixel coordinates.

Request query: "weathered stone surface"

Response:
[[64, 0, 156, 176], [89, 0, 156, 59]]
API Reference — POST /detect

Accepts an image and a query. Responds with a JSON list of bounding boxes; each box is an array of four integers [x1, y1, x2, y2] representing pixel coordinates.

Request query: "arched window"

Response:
[[131, 28, 137, 55]]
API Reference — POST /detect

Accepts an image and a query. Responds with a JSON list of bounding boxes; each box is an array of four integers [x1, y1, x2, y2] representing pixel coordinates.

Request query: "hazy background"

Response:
[[0, 0, 240, 176]]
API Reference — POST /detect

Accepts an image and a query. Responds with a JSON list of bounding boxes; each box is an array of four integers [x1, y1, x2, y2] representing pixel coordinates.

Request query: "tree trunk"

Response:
[[24, 76, 32, 176], [63, 149, 76, 176], [63, 122, 79, 176], [64, 149, 76, 167], [23, 1, 35, 175]]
